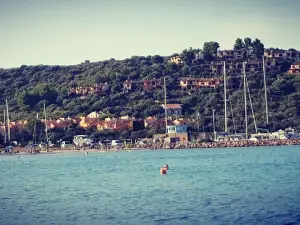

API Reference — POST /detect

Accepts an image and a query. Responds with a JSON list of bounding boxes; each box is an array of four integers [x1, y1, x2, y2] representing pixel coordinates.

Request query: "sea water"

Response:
[[0, 146, 300, 225]]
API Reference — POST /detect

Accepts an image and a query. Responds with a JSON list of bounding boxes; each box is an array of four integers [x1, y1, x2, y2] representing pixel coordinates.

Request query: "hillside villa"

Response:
[[288, 62, 300, 75], [169, 55, 183, 64], [264, 49, 300, 60], [69, 83, 110, 96], [180, 77, 222, 89], [123, 79, 163, 92], [161, 104, 182, 115]]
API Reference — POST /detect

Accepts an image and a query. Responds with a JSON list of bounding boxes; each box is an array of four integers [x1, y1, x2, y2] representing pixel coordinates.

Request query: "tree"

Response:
[[233, 38, 244, 50], [17, 90, 39, 108], [252, 38, 264, 58], [202, 41, 220, 60], [0, 133, 4, 146], [182, 47, 196, 64], [24, 119, 46, 143], [244, 37, 252, 49], [151, 55, 164, 64], [36, 84, 58, 102]]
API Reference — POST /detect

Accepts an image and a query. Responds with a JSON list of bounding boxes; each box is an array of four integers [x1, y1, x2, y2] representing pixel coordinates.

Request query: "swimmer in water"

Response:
[[160, 164, 169, 175]]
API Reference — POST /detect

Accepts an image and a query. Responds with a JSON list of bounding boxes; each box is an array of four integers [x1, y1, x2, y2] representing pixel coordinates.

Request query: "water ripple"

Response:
[[0, 146, 300, 225]]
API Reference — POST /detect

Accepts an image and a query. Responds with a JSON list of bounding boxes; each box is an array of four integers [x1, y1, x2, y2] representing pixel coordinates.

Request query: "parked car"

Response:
[[111, 140, 123, 146], [61, 141, 74, 149]]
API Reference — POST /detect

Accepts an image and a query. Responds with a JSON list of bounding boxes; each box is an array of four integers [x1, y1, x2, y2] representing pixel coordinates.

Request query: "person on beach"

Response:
[[160, 164, 169, 175]]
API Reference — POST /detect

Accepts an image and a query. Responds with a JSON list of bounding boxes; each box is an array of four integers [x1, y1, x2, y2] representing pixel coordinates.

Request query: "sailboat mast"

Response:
[[34, 113, 38, 144], [246, 76, 258, 133], [223, 61, 228, 133], [3, 110, 6, 144], [164, 77, 168, 134], [262, 56, 269, 124], [243, 62, 248, 137], [6, 99, 10, 144], [44, 101, 49, 143]]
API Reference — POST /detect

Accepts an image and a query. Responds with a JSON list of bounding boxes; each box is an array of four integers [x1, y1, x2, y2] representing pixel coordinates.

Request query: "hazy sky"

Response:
[[1, 0, 300, 68]]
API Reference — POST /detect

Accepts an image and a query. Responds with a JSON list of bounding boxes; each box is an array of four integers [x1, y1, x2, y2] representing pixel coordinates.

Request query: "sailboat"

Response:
[[2, 99, 13, 154], [248, 57, 272, 141], [262, 56, 269, 124], [3, 109, 6, 145], [214, 62, 229, 142], [163, 76, 168, 134], [44, 101, 50, 152]]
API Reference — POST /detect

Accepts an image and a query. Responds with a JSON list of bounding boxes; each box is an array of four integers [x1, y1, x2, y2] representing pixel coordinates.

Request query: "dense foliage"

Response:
[[0, 37, 299, 144]]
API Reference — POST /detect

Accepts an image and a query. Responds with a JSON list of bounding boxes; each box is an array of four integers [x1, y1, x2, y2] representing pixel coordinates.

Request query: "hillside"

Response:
[[1, 37, 300, 143]]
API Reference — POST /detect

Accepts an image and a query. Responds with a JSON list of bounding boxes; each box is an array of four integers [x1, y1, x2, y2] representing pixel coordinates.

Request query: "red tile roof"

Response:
[[163, 104, 182, 109], [181, 77, 222, 82]]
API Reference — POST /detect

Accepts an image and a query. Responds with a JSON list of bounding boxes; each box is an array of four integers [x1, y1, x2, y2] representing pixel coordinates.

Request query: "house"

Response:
[[162, 104, 182, 115], [169, 55, 183, 64], [167, 125, 187, 134], [217, 50, 247, 60], [144, 116, 157, 128], [79, 116, 101, 129], [200, 64, 213, 74], [288, 62, 300, 74], [246, 60, 262, 72], [69, 83, 110, 96], [87, 112, 100, 119], [180, 77, 222, 89], [264, 49, 286, 59], [143, 79, 163, 90], [144, 116, 174, 129], [120, 115, 135, 121], [43, 117, 76, 130], [0, 120, 28, 133], [123, 79, 163, 92], [264, 49, 300, 60], [166, 125, 189, 142], [97, 119, 130, 132], [173, 118, 187, 125], [123, 80, 143, 92]]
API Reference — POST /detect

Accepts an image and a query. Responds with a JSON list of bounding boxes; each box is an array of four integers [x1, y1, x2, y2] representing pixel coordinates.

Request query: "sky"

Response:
[[1, 0, 300, 68]]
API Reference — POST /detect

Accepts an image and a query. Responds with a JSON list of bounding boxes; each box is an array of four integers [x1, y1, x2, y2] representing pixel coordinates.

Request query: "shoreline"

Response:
[[2, 141, 300, 156]]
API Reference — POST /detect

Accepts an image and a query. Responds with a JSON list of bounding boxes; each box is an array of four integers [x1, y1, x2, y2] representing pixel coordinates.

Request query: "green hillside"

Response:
[[1, 38, 300, 144]]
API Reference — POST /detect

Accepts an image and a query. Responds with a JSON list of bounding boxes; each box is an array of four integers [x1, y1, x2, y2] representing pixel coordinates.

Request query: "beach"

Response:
[[3, 138, 300, 157]]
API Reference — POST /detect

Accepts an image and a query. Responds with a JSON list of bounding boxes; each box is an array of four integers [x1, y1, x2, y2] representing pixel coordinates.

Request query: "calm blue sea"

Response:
[[1, 146, 300, 225]]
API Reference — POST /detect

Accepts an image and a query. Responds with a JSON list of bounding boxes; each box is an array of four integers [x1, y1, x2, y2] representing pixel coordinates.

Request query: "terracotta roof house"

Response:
[[123, 79, 163, 92], [264, 49, 300, 60], [69, 83, 110, 96], [288, 61, 300, 75], [162, 104, 182, 115], [180, 77, 222, 89]]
